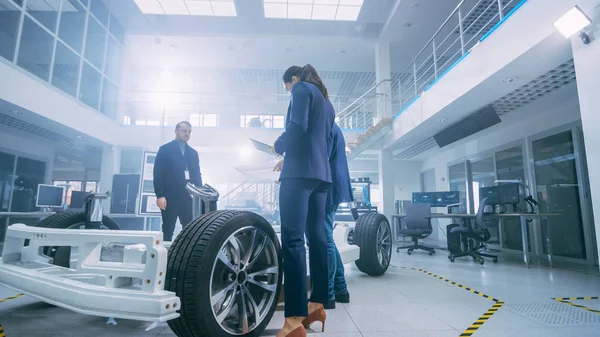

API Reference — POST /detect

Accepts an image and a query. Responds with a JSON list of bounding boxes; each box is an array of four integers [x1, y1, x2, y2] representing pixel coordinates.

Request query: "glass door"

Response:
[[531, 130, 587, 260], [495, 146, 531, 251]]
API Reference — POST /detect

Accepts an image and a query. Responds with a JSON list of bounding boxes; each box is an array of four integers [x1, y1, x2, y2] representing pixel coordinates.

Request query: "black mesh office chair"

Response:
[[448, 197, 498, 265], [396, 203, 436, 256]]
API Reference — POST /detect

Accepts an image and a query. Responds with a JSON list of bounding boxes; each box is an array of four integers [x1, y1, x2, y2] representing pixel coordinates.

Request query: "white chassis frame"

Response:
[[0, 221, 360, 324]]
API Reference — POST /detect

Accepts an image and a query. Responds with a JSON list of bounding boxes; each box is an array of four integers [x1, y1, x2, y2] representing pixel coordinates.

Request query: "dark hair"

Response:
[[282, 64, 328, 99], [175, 121, 192, 130]]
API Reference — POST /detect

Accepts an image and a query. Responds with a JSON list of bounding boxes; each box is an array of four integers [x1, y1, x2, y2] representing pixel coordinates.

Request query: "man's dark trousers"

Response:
[[160, 195, 193, 241]]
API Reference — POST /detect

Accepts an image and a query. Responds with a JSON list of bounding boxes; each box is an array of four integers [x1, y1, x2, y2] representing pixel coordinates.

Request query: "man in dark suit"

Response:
[[153, 121, 202, 241]]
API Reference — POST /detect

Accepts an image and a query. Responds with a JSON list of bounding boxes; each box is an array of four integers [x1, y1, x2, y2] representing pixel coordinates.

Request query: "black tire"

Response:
[[354, 212, 391, 277], [35, 212, 120, 267], [166, 210, 282, 337]]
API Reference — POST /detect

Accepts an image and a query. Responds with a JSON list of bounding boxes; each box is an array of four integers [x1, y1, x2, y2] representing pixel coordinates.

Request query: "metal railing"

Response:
[[398, 0, 523, 111], [335, 79, 393, 131]]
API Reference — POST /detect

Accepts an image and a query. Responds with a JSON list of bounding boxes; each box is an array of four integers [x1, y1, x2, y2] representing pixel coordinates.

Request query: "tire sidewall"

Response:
[[186, 212, 282, 337]]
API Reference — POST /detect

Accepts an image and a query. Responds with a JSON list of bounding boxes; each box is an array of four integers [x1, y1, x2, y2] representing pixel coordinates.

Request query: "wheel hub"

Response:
[[236, 271, 247, 284]]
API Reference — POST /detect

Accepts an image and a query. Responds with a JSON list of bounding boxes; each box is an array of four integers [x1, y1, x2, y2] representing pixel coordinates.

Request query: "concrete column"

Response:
[[98, 145, 121, 213], [378, 148, 395, 220], [572, 7, 600, 265], [375, 40, 393, 121]]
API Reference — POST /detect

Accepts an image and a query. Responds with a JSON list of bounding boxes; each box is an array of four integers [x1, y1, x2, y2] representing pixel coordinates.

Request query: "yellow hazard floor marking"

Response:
[[0, 294, 22, 304], [552, 296, 600, 314], [395, 267, 503, 336], [0, 293, 23, 337]]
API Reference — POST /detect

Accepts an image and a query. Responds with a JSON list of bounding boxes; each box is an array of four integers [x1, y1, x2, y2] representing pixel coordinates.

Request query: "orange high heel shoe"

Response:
[[276, 325, 307, 337], [301, 307, 326, 332]]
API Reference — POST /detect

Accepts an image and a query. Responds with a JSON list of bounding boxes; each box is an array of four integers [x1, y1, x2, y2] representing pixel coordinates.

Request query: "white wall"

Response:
[[418, 83, 581, 240]]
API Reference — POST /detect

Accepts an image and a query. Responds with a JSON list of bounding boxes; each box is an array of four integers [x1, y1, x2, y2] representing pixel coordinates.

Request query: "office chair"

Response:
[[448, 197, 498, 265], [396, 203, 436, 256]]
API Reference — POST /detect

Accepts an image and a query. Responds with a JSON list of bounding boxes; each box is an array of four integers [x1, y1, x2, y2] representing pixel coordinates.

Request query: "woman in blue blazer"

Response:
[[274, 65, 334, 337]]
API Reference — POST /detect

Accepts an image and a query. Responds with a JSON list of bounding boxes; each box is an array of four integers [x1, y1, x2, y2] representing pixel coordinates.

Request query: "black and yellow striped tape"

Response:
[[0, 323, 5, 337], [397, 266, 503, 336], [553, 297, 600, 314], [460, 301, 504, 336], [0, 294, 22, 304]]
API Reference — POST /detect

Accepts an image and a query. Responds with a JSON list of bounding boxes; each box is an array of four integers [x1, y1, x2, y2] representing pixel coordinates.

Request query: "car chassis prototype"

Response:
[[0, 184, 392, 337]]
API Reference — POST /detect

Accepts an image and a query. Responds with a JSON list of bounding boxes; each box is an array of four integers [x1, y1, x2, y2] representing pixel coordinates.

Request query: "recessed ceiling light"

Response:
[[404, 22, 412, 27], [133, 0, 238, 17], [411, 3, 419, 8], [76, 135, 82, 139], [501, 76, 518, 84], [263, 0, 364, 21], [440, 118, 449, 123]]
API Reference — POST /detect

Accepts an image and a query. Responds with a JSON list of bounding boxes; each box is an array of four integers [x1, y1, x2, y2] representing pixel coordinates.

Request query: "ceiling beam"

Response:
[[380, 0, 404, 39]]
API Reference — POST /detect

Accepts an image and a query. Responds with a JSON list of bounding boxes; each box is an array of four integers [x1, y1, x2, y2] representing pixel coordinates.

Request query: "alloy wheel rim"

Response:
[[376, 221, 392, 267], [210, 226, 279, 335]]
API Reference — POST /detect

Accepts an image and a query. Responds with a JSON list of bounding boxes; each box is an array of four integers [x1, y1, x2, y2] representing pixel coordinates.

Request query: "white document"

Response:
[[185, 170, 190, 180], [146, 195, 161, 213]]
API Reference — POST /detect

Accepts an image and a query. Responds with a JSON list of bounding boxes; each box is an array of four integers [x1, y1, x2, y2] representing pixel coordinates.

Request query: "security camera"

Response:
[[579, 31, 591, 44]]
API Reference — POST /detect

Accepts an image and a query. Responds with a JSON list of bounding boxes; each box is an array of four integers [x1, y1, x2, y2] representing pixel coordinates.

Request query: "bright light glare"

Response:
[[263, 0, 363, 21], [240, 146, 253, 158], [133, 0, 237, 16], [554, 6, 591, 38]]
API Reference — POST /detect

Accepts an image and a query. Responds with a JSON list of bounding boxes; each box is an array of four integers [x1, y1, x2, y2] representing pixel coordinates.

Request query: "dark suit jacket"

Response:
[[274, 82, 334, 183], [327, 122, 354, 208], [153, 140, 202, 201]]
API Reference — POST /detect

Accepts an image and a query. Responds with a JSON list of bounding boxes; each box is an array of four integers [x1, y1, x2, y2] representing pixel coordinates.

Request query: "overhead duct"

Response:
[[433, 105, 501, 148]]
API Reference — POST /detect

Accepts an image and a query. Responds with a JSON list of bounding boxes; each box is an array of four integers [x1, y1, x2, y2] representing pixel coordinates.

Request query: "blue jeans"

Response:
[[306, 204, 349, 301], [324, 204, 348, 300]]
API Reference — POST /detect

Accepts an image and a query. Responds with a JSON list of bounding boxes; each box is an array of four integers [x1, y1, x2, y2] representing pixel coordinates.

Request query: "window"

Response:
[[84, 15, 106, 70], [79, 62, 102, 109], [89, 0, 109, 26], [0, 152, 16, 212], [0, 0, 21, 62], [109, 14, 124, 44], [12, 157, 46, 212], [17, 16, 54, 81], [51, 41, 80, 97], [190, 114, 219, 127], [58, 0, 86, 52], [104, 36, 122, 82], [26, 0, 60, 33], [100, 78, 118, 118], [240, 114, 285, 128]]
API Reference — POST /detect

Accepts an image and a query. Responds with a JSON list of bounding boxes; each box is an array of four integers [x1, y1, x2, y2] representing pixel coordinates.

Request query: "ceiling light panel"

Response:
[[133, 0, 237, 16], [263, 0, 364, 21]]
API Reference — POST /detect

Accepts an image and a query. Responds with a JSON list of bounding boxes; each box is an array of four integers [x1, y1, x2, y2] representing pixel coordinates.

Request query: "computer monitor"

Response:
[[412, 192, 436, 205], [36, 184, 65, 208], [433, 191, 460, 207], [498, 183, 520, 205], [69, 190, 87, 209], [479, 186, 499, 205]]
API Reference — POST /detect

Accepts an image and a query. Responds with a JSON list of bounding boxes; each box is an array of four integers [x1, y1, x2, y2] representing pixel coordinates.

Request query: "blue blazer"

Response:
[[274, 82, 334, 183], [153, 140, 202, 201], [327, 122, 354, 208]]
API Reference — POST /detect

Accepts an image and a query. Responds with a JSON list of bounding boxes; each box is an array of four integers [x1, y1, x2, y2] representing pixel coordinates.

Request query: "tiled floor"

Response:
[[1, 250, 600, 337]]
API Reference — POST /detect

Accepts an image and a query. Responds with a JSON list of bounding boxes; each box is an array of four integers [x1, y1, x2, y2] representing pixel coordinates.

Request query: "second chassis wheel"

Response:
[[166, 210, 282, 337], [354, 212, 392, 276], [35, 212, 120, 268]]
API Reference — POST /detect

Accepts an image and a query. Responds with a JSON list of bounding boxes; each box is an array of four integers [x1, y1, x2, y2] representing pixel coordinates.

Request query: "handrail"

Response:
[[399, 0, 467, 77], [336, 79, 391, 119]]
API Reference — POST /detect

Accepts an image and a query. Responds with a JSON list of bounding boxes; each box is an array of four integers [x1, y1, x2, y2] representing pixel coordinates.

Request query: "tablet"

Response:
[[250, 138, 277, 156]]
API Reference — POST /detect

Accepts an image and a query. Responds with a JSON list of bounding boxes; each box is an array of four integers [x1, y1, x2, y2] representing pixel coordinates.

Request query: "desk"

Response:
[[0, 212, 56, 217], [391, 213, 558, 268]]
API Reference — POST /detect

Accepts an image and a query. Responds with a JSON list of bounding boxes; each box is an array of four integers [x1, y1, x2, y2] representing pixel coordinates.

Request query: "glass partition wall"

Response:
[[445, 124, 596, 265]]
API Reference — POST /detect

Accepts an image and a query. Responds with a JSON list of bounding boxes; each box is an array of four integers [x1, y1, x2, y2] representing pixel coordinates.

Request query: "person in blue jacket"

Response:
[[322, 120, 353, 309], [273, 64, 334, 337], [153, 121, 202, 241]]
